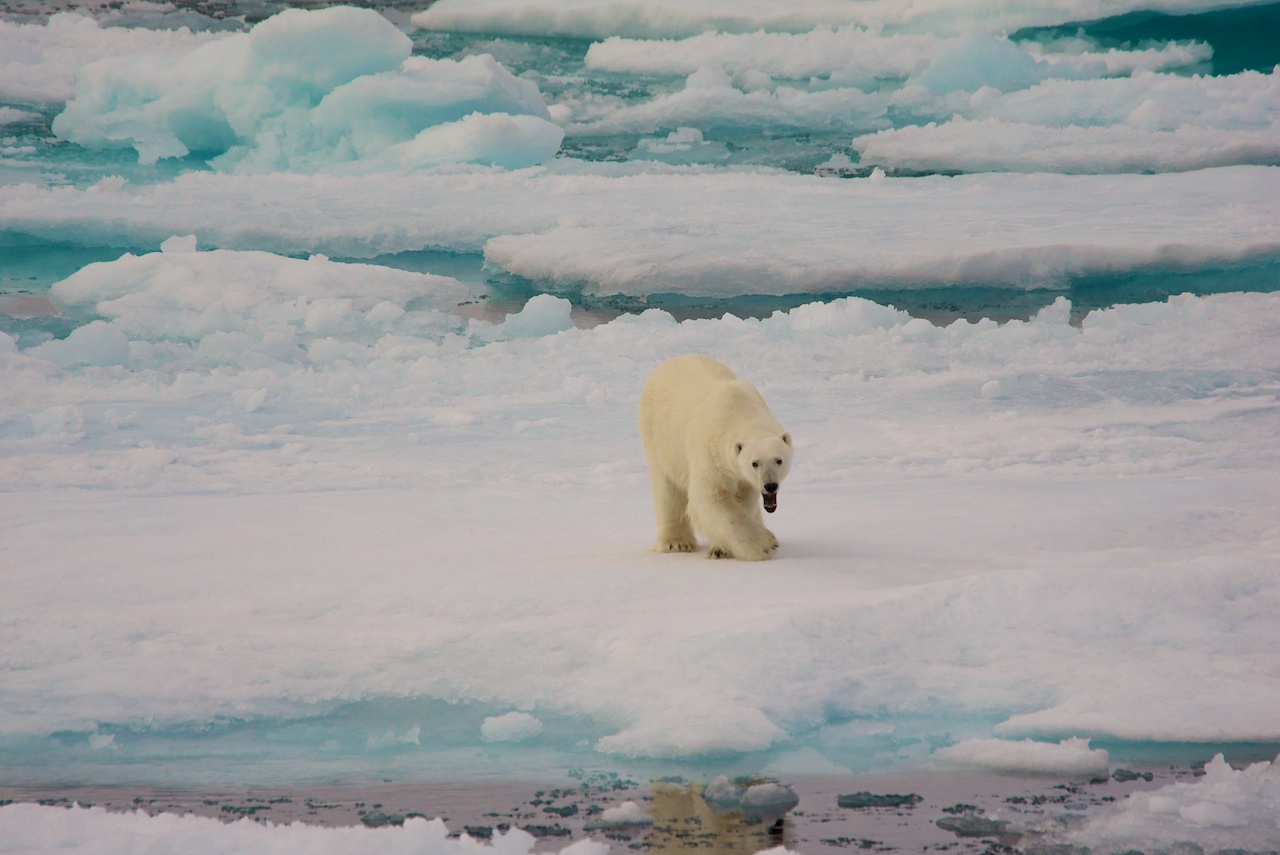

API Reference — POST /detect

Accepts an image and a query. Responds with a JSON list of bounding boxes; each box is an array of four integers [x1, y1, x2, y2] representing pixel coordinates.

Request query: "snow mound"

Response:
[[935, 737, 1110, 776], [51, 7, 562, 173], [44, 243, 469, 367]]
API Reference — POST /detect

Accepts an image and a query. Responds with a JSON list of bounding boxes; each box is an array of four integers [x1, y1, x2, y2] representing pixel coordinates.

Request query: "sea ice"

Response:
[[411, 0, 1275, 40], [1061, 754, 1280, 853], [0, 12, 226, 105], [854, 117, 1280, 174], [468, 294, 573, 341], [49, 7, 563, 173], [934, 737, 1110, 776], [2, 291, 1279, 760], [0, 804, 611, 855], [481, 711, 544, 742], [48, 244, 469, 347], [582, 26, 1208, 81]]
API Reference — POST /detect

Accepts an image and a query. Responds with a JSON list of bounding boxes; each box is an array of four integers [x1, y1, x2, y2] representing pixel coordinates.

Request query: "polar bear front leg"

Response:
[[650, 473, 698, 553], [691, 485, 778, 561]]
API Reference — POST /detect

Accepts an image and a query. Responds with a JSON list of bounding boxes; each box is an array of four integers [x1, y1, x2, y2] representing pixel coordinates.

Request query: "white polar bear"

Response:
[[638, 354, 792, 561]]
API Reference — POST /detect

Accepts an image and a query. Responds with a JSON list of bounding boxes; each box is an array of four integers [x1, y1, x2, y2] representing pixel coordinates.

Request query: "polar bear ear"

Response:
[[781, 433, 791, 445], [735, 442, 743, 454]]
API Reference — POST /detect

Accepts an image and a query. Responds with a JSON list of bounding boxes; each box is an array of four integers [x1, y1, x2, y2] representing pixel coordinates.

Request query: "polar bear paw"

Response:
[[708, 532, 778, 561], [657, 538, 699, 553]]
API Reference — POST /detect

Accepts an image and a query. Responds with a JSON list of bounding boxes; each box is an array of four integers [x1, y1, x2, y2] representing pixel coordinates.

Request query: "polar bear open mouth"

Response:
[[763, 490, 778, 513]]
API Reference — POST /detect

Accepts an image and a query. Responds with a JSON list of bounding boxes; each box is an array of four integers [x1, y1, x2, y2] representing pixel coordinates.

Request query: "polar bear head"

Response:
[[734, 433, 792, 513]]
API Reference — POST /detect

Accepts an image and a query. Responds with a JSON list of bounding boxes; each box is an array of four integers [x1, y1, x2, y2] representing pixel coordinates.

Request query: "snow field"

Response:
[[4, 252, 1279, 759]]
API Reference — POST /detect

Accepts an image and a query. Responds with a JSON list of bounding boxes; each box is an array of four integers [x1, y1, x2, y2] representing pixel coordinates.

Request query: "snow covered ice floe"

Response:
[[4, 167, 1279, 295], [935, 737, 1110, 777], [411, 0, 1280, 40], [3, 284, 1279, 761]]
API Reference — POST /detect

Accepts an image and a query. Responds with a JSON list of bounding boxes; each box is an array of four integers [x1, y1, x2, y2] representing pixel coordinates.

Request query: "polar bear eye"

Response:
[[752, 461, 759, 468], [775, 458, 783, 465]]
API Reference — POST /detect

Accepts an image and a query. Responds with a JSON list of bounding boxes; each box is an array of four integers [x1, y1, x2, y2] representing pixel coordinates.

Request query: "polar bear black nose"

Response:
[[764, 482, 778, 494]]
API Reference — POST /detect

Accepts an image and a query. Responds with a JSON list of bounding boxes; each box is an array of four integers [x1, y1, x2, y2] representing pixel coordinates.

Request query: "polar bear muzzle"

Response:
[[763, 485, 778, 513]]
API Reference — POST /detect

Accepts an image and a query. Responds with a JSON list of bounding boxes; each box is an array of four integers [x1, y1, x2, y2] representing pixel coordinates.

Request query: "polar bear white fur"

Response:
[[638, 354, 792, 561]]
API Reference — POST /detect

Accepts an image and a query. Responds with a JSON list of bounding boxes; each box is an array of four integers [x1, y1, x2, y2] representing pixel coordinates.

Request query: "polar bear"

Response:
[[638, 354, 792, 561]]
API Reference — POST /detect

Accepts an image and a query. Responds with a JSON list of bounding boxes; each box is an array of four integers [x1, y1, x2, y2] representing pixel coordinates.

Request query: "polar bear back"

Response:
[[638, 354, 782, 485]]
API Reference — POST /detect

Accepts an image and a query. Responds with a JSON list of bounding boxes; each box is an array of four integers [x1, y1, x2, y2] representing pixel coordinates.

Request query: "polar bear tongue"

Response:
[[763, 490, 778, 513]]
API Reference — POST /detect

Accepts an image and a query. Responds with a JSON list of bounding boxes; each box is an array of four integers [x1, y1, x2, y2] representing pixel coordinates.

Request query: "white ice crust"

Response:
[[3, 167, 1278, 295], [3, 280, 1280, 758]]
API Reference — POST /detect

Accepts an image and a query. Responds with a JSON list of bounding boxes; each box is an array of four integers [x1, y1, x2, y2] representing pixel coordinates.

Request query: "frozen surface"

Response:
[[1055, 754, 1280, 852], [0, 805, 611, 855], [0, 12, 226, 105], [935, 737, 1110, 776], [853, 116, 1280, 174], [3, 3, 1280, 851], [583, 26, 1209, 80], [4, 279, 1280, 761], [3, 167, 1278, 295], [411, 0, 1278, 40], [49, 7, 562, 172]]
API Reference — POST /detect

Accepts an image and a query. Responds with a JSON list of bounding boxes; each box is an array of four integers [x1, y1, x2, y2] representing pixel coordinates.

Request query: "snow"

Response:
[[481, 712, 544, 742], [411, 0, 1278, 40], [44, 243, 469, 353], [3, 2, 1280, 851], [3, 167, 1278, 295], [853, 117, 1280, 174], [935, 737, 1110, 777], [4, 282, 1280, 757], [1060, 754, 1280, 853], [49, 8, 563, 172], [583, 26, 1209, 81], [0, 12, 226, 105], [0, 805, 611, 855]]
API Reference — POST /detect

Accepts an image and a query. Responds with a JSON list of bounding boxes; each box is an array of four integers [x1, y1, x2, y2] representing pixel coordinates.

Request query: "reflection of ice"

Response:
[[702, 777, 800, 824]]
